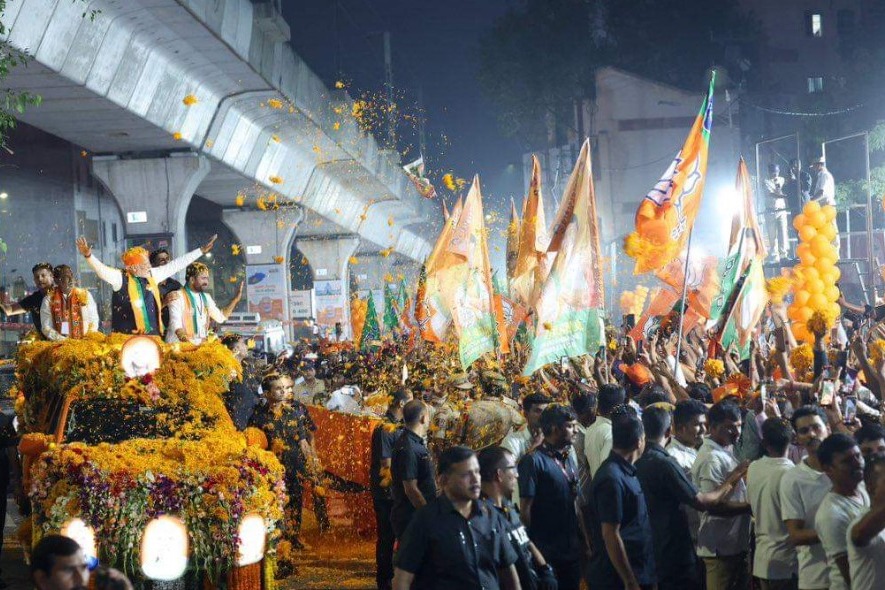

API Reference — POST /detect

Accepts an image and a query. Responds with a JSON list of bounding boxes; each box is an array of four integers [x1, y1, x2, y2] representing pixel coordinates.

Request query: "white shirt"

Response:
[[813, 168, 835, 206], [584, 416, 612, 478], [40, 290, 99, 341], [779, 460, 832, 589], [666, 438, 698, 473], [166, 289, 227, 343], [86, 248, 202, 291], [747, 455, 798, 579], [501, 427, 534, 464], [692, 437, 751, 557], [814, 488, 869, 590], [325, 386, 362, 414], [847, 508, 885, 590]]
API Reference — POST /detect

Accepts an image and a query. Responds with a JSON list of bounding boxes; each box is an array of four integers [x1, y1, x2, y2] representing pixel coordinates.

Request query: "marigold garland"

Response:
[[790, 343, 814, 380], [13, 334, 286, 582], [704, 359, 725, 379]]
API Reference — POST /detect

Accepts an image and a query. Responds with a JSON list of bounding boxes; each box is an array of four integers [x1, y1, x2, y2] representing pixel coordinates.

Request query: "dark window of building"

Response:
[[837, 10, 855, 35]]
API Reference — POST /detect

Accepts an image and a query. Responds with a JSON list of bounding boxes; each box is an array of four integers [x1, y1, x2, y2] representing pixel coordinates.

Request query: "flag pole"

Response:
[[673, 227, 695, 373]]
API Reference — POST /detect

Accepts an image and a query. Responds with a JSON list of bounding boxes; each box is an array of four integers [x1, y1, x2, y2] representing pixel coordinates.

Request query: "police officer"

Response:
[[370, 388, 413, 590], [390, 400, 437, 541], [427, 373, 472, 458], [479, 446, 558, 590], [393, 446, 521, 590]]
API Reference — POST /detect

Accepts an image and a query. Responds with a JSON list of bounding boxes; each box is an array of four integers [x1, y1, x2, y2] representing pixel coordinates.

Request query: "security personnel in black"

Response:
[[479, 446, 558, 590], [370, 388, 413, 590], [393, 446, 521, 590], [390, 399, 437, 540]]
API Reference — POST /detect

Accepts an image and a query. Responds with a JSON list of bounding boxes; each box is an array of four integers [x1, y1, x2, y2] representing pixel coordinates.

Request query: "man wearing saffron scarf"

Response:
[[39, 265, 99, 341], [76, 235, 216, 335], [166, 262, 243, 344]]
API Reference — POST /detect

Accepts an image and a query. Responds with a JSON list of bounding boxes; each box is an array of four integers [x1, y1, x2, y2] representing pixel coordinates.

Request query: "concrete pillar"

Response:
[[222, 207, 304, 339], [297, 235, 360, 339], [221, 206, 304, 265], [91, 154, 210, 256]]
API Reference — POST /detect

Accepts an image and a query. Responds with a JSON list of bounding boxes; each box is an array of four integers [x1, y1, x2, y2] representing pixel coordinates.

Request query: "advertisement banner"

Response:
[[246, 264, 287, 321], [290, 290, 312, 319], [314, 279, 346, 331]]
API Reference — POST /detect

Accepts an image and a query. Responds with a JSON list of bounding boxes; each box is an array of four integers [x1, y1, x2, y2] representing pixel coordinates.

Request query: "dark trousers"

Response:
[[286, 472, 330, 537], [549, 559, 581, 590], [373, 496, 395, 590]]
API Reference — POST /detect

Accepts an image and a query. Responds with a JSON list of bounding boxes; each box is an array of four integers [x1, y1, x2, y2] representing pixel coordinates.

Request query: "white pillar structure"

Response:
[[297, 235, 360, 339]]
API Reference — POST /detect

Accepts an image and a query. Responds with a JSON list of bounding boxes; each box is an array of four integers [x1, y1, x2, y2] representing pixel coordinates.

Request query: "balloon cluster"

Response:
[[619, 285, 650, 318], [787, 201, 840, 342]]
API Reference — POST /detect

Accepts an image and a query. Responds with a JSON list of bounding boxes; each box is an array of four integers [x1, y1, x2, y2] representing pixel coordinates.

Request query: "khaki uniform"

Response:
[[459, 397, 525, 450], [428, 398, 460, 456]]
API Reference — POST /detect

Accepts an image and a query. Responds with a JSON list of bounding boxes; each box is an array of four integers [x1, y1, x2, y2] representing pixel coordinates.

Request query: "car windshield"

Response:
[[64, 398, 191, 444]]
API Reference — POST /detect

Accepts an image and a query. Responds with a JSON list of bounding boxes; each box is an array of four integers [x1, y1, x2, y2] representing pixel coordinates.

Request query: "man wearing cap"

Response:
[[810, 157, 835, 207], [76, 235, 217, 335], [293, 358, 327, 406]]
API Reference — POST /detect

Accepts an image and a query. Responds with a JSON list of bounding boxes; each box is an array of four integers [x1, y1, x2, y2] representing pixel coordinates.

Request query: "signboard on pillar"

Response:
[[124, 233, 174, 254], [246, 264, 287, 321], [290, 290, 312, 319], [313, 279, 346, 335]]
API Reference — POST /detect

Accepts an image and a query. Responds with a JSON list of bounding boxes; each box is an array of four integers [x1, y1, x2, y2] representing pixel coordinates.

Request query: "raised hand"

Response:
[[201, 234, 218, 254], [76, 236, 92, 258]]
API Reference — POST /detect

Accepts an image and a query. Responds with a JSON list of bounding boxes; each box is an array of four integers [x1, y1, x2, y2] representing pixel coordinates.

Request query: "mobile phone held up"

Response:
[[819, 381, 835, 407]]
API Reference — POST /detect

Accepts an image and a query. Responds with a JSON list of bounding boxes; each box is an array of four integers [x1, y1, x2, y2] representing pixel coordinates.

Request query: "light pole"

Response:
[[821, 132, 875, 302]]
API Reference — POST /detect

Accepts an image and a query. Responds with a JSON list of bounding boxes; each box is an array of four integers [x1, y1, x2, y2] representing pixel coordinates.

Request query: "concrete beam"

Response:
[[91, 153, 210, 254]]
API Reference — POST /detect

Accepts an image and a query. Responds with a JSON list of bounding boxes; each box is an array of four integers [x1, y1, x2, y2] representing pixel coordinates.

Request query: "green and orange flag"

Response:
[[625, 72, 716, 274]]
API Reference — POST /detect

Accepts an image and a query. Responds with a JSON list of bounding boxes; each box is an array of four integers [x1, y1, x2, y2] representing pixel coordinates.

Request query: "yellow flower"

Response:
[[704, 358, 725, 378], [274, 255, 285, 264], [172, 132, 183, 141], [442, 173, 457, 191], [332, 122, 341, 131], [229, 276, 238, 283], [870, 340, 885, 366], [182, 94, 198, 106], [235, 193, 245, 207], [387, 216, 394, 226], [267, 98, 284, 110], [380, 247, 393, 258], [270, 134, 280, 143], [268, 175, 283, 185], [204, 139, 214, 148], [349, 256, 359, 265], [334, 80, 345, 89], [383, 273, 395, 283], [231, 244, 241, 256], [766, 276, 793, 304], [790, 344, 814, 378]]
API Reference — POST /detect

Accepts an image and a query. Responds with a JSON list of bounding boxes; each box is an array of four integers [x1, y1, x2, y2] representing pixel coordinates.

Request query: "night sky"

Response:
[[283, 0, 526, 216]]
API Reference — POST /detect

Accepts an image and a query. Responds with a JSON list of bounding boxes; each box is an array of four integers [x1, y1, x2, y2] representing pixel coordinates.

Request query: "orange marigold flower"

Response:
[[182, 94, 198, 106], [268, 175, 283, 185], [172, 132, 183, 141], [267, 98, 284, 109]]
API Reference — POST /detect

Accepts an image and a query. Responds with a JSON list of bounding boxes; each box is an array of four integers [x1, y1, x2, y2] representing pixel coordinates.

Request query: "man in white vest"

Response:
[[166, 262, 242, 344]]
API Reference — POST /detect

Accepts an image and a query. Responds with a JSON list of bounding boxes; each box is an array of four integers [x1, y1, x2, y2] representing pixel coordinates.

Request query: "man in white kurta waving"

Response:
[[76, 235, 216, 336]]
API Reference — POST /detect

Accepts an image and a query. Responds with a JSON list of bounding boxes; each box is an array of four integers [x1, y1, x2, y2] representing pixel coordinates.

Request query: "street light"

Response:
[[0, 192, 8, 200]]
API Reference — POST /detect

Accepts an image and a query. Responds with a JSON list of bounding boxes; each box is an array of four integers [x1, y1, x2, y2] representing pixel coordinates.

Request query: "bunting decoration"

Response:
[[359, 294, 381, 350], [403, 156, 437, 199]]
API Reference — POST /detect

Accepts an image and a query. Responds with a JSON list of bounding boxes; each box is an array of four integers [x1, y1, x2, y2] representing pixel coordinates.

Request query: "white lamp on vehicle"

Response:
[[236, 513, 266, 566], [60, 518, 97, 561], [140, 515, 188, 581], [120, 335, 162, 378]]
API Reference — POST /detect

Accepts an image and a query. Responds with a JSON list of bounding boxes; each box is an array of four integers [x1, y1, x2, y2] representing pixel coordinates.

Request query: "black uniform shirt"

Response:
[[370, 411, 402, 499], [489, 496, 537, 590], [635, 442, 699, 578], [249, 401, 316, 473], [587, 451, 657, 589], [391, 428, 437, 537], [395, 495, 518, 590], [18, 290, 46, 335]]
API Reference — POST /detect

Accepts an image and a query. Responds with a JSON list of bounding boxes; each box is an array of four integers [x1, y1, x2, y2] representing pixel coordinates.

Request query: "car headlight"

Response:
[[140, 515, 188, 581], [237, 514, 266, 566], [60, 518, 97, 560]]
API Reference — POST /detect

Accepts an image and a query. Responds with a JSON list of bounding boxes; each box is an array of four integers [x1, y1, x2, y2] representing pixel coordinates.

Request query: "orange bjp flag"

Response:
[[511, 155, 552, 308], [625, 73, 716, 274]]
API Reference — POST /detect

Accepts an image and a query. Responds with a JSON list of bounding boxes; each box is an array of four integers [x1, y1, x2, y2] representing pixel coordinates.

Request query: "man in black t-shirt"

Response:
[[370, 388, 412, 590], [1, 262, 55, 338], [480, 445, 558, 590], [393, 446, 520, 590], [390, 399, 437, 539]]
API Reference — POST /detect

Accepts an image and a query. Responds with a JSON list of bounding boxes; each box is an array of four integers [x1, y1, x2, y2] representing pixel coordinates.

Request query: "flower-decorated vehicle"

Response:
[[12, 333, 286, 589]]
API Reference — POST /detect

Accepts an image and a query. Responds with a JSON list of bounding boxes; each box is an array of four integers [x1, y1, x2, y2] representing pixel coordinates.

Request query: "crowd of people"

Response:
[[5, 224, 885, 590]]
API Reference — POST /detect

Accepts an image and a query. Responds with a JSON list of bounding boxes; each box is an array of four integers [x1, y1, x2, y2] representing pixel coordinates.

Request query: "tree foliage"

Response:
[[477, 0, 757, 146]]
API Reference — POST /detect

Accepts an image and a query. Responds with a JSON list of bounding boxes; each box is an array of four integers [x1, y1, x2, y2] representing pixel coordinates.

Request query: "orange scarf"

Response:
[[50, 288, 87, 339]]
